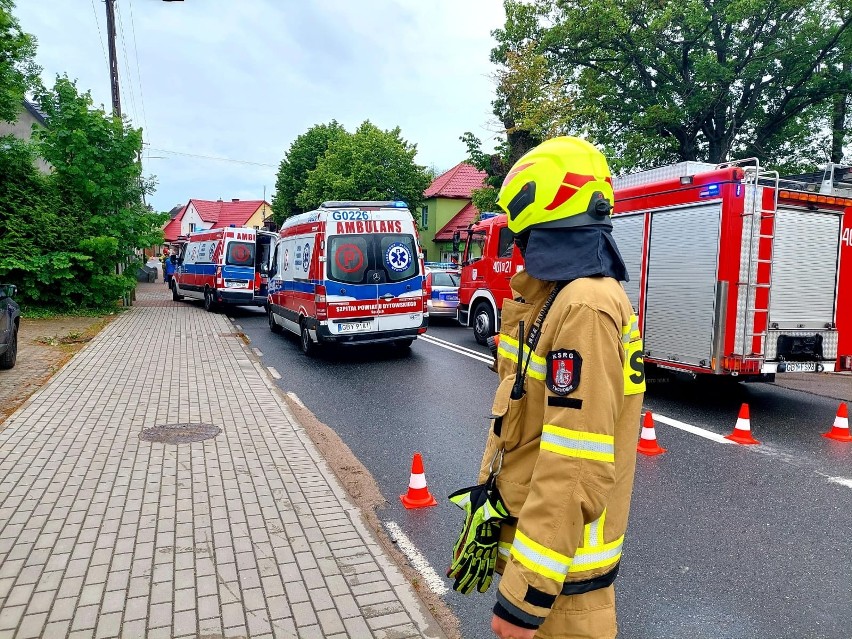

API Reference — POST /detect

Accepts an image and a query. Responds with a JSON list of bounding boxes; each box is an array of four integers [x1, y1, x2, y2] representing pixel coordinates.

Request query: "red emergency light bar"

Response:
[[778, 190, 852, 207]]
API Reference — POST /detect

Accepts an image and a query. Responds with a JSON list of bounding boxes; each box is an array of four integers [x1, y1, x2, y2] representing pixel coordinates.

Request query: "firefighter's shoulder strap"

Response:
[[511, 282, 565, 400]]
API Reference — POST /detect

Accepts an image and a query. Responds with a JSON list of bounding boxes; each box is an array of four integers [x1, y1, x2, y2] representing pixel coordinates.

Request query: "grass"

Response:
[[19, 305, 124, 320]]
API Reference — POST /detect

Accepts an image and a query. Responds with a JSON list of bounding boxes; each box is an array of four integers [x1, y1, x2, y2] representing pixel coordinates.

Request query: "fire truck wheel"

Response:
[[204, 289, 217, 313], [171, 281, 183, 301], [300, 321, 317, 357], [268, 307, 282, 334], [473, 302, 495, 346]]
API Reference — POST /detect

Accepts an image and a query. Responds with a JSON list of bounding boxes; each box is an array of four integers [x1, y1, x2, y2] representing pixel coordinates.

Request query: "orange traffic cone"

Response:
[[822, 403, 852, 442], [726, 403, 759, 445], [637, 411, 666, 456], [400, 452, 437, 509]]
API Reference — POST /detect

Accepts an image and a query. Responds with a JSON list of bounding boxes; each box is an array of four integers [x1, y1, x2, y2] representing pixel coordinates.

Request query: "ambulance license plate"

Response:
[[225, 280, 249, 289], [785, 362, 817, 372], [338, 321, 371, 333]]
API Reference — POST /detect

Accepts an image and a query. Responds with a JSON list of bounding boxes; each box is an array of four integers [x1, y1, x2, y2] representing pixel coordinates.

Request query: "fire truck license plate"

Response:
[[338, 321, 371, 333], [786, 362, 817, 372]]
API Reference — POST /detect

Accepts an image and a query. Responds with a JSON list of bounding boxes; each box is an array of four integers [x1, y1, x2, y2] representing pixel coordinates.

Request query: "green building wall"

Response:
[[417, 197, 467, 262]]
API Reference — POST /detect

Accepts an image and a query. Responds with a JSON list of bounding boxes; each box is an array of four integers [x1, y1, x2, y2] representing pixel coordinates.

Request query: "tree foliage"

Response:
[[275, 120, 431, 216], [0, 77, 166, 309], [0, 0, 40, 123], [485, 0, 852, 174], [271, 120, 346, 222]]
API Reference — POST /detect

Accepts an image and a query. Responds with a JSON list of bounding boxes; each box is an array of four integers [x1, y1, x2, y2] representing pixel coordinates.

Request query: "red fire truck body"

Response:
[[456, 161, 852, 379]]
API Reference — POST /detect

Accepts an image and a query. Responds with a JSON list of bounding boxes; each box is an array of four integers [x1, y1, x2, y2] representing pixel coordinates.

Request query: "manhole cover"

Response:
[[140, 423, 221, 444]]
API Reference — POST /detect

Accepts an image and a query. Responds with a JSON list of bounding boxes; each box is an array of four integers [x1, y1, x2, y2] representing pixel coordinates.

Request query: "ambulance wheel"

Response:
[[268, 307, 282, 334], [204, 289, 217, 312], [171, 281, 183, 301], [300, 321, 316, 356], [472, 302, 495, 346]]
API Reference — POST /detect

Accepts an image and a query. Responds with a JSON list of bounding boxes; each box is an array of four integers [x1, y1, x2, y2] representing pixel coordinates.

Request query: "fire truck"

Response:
[[455, 161, 852, 380]]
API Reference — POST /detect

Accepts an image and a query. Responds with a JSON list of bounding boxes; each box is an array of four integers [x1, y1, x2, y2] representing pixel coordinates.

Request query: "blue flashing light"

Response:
[[229, 223, 237, 227], [699, 183, 721, 198], [389, 200, 408, 208], [480, 211, 499, 220]]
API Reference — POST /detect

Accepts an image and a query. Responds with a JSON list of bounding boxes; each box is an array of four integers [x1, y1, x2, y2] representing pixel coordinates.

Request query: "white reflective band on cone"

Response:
[[409, 473, 427, 489], [735, 418, 751, 431], [835, 417, 849, 429], [640, 427, 656, 440]]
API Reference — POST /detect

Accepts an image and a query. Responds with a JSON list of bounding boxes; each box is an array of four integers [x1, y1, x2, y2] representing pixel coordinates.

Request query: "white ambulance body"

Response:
[[266, 201, 427, 355]]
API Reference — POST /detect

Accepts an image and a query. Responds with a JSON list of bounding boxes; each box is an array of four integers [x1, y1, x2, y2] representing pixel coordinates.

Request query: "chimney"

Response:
[[232, 198, 240, 202]]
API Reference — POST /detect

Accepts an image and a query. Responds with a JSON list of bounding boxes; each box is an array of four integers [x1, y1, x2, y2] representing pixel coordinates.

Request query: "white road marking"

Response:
[[252, 348, 263, 357], [651, 412, 733, 444], [824, 476, 852, 489], [422, 335, 852, 490], [267, 367, 281, 380], [419, 334, 493, 364], [384, 520, 449, 596], [286, 392, 304, 408]]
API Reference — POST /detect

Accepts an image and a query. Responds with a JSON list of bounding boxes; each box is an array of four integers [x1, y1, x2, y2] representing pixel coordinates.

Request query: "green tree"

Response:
[[296, 121, 431, 213], [493, 0, 852, 172], [0, 77, 166, 309], [272, 120, 346, 222], [0, 0, 40, 123], [35, 77, 165, 259]]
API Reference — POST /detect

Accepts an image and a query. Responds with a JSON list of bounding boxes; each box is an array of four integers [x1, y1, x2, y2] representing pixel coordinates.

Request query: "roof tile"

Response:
[[424, 162, 487, 199], [435, 201, 480, 241]]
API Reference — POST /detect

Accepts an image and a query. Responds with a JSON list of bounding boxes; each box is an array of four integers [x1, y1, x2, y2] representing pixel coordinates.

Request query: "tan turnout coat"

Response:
[[478, 270, 645, 634]]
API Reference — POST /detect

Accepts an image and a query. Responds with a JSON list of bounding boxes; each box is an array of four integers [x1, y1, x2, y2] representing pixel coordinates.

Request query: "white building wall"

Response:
[[181, 203, 213, 236]]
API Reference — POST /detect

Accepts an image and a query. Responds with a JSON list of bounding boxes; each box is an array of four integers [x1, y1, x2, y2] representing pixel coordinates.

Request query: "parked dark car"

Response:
[[0, 284, 20, 369]]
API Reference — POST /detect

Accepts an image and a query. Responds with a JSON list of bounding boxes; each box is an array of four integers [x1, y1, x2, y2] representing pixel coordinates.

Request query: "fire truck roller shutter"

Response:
[[765, 208, 841, 362], [769, 209, 841, 328], [644, 204, 722, 367], [610, 213, 645, 310]]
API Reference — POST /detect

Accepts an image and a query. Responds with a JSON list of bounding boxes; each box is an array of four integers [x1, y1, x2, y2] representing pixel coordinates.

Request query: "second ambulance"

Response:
[[266, 201, 427, 355]]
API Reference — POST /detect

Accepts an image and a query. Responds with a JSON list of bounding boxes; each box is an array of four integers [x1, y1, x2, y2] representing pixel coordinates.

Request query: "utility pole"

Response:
[[104, 0, 122, 117]]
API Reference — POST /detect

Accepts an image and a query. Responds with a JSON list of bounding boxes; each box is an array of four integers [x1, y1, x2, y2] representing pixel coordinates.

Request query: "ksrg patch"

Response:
[[547, 349, 582, 395]]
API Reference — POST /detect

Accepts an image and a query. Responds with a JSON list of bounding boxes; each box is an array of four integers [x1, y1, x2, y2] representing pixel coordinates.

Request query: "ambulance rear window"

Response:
[[226, 241, 255, 267], [327, 234, 418, 284]]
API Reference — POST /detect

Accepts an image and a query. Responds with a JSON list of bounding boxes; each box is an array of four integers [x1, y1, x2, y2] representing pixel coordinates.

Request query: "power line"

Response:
[[90, 0, 109, 67], [115, 2, 139, 123], [147, 147, 278, 168], [126, 0, 149, 139]]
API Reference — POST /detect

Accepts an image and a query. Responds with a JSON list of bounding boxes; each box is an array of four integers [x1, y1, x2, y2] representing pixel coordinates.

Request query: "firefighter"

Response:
[[447, 136, 645, 638]]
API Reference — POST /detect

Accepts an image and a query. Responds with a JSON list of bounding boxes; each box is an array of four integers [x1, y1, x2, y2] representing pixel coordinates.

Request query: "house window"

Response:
[[189, 223, 197, 233], [421, 206, 428, 229]]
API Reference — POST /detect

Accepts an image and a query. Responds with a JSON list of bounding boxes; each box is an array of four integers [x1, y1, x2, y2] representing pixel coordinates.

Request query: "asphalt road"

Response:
[[232, 305, 852, 639]]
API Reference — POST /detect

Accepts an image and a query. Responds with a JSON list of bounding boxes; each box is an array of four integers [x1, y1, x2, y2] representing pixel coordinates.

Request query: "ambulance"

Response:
[[172, 226, 277, 311], [266, 201, 428, 355]]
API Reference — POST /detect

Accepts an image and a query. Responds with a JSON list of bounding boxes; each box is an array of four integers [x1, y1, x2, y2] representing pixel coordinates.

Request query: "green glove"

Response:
[[446, 480, 509, 594]]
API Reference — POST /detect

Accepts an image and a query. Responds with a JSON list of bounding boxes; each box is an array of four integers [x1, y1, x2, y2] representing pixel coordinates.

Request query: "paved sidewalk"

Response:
[[0, 284, 446, 638]]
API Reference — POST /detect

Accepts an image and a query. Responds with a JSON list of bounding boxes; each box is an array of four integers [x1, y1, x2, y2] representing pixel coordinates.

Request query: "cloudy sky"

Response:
[[15, 0, 506, 212]]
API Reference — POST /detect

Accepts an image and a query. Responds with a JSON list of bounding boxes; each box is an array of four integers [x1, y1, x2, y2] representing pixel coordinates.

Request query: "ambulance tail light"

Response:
[[215, 266, 224, 287], [315, 285, 328, 320]]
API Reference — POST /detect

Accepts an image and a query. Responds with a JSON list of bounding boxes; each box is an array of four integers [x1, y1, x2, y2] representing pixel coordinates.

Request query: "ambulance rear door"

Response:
[[375, 231, 422, 332], [221, 229, 256, 292]]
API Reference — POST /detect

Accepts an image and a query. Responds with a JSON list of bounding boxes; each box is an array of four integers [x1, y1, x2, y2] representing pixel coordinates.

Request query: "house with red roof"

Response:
[[162, 198, 272, 243], [419, 162, 487, 262]]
